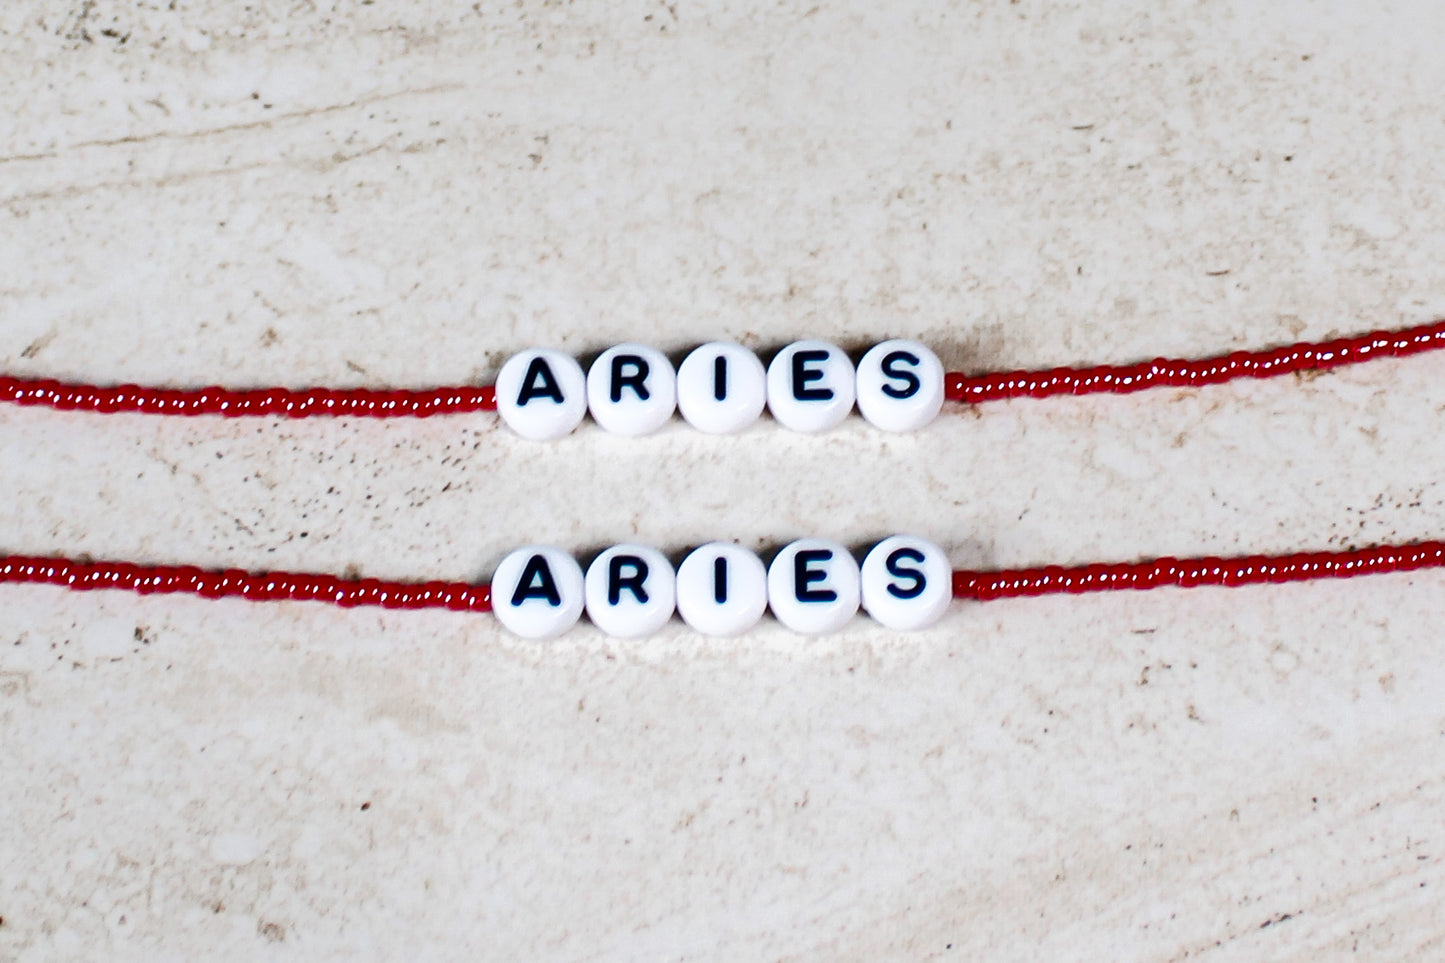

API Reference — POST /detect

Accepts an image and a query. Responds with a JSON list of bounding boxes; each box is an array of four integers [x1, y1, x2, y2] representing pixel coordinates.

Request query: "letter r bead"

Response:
[[584, 545, 677, 638], [587, 345, 677, 436]]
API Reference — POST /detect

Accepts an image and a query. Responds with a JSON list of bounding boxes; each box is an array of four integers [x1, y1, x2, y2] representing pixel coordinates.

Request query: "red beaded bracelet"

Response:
[[3, 320, 1441, 434], [3, 539, 1441, 638]]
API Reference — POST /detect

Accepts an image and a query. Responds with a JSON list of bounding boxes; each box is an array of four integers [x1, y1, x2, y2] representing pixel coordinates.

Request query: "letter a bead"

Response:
[[855, 340, 945, 432], [491, 545, 586, 639], [765, 340, 856, 433], [675, 542, 768, 636], [766, 537, 861, 634], [495, 349, 589, 440], [587, 344, 677, 436], [860, 535, 952, 630], [584, 544, 677, 637], [676, 343, 768, 434]]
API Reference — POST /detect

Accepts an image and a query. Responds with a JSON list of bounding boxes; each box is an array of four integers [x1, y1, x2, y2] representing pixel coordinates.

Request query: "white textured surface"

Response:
[[3, 1, 1445, 959]]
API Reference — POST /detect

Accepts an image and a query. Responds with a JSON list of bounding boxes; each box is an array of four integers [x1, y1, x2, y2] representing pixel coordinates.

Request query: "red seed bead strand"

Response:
[[945, 319, 1445, 405], [0, 555, 492, 612], [952, 541, 1445, 601], [0, 379, 497, 418]]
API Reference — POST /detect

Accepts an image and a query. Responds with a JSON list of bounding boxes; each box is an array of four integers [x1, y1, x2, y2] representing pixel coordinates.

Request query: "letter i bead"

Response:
[[676, 343, 768, 434], [675, 542, 769, 635]]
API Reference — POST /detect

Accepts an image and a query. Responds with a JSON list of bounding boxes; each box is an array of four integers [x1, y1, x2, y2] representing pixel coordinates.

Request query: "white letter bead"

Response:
[[675, 542, 768, 636], [587, 344, 677, 436], [766, 340, 856, 433], [767, 538, 861, 634], [861, 535, 953, 630], [855, 340, 945, 432], [676, 343, 767, 434], [491, 546, 585, 639], [584, 544, 677, 638], [495, 349, 588, 441]]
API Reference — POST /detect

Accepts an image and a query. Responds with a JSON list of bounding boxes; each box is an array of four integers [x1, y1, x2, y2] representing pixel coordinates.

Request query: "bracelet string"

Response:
[[4, 541, 1442, 614], [3, 320, 1442, 419]]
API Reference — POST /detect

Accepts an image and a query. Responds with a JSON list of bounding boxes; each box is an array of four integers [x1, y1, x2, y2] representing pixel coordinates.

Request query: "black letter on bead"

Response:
[[517, 357, 565, 406], [885, 547, 927, 599], [610, 355, 651, 402], [713, 556, 728, 604], [511, 555, 562, 607], [791, 350, 833, 401], [794, 549, 837, 603], [607, 555, 650, 604], [881, 350, 922, 399], [713, 355, 728, 401]]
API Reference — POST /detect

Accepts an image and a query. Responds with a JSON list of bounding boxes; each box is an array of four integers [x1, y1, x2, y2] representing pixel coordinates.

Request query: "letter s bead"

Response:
[[855, 340, 944, 432], [860, 535, 952, 630]]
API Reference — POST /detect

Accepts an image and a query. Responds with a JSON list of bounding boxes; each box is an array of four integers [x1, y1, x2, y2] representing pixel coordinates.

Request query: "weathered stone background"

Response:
[[3, 1, 1445, 959]]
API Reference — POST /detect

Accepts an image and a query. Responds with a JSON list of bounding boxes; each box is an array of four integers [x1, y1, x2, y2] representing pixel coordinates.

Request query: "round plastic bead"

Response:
[[586, 344, 677, 436], [490, 545, 586, 639], [766, 538, 861, 634], [495, 349, 589, 441], [860, 535, 952, 630], [855, 340, 945, 432], [765, 340, 856, 433], [676, 343, 767, 434], [584, 544, 677, 638], [675, 542, 768, 636]]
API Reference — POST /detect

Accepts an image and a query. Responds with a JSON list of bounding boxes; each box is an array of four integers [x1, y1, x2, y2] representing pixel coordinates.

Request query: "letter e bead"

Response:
[[855, 340, 944, 432], [766, 340, 856, 433], [491, 546, 585, 639], [496, 349, 589, 440], [767, 538, 860, 634]]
